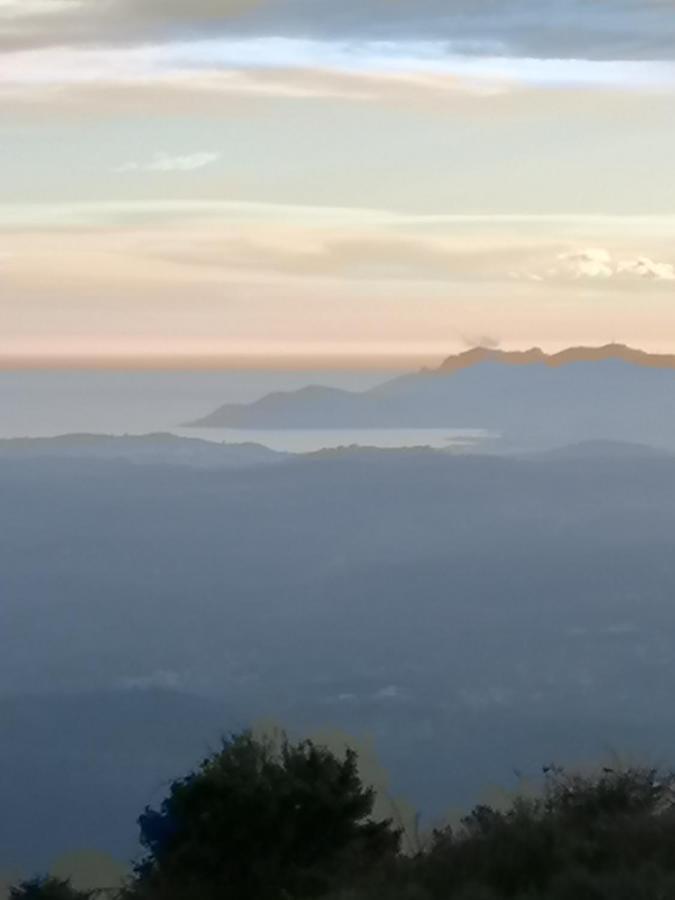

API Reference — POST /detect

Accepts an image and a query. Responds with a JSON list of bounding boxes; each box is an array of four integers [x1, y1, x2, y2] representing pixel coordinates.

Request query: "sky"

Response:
[[2, 0, 675, 366]]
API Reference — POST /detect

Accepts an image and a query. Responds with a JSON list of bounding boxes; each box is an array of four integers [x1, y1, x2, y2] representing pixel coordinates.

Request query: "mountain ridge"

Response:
[[184, 343, 675, 446], [433, 343, 675, 374], [0, 433, 287, 468]]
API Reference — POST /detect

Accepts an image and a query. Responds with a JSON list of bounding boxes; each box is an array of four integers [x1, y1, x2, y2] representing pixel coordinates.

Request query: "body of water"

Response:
[[173, 427, 490, 453], [0, 369, 491, 451], [0, 370, 396, 440]]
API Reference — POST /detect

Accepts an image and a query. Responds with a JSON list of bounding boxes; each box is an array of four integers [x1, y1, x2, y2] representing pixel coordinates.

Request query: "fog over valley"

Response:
[[3, 356, 675, 873]]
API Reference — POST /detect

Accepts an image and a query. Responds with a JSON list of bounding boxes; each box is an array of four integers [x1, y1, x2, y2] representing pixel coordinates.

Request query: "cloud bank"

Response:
[[3, 38, 675, 110], [515, 248, 675, 282], [1, 0, 674, 63]]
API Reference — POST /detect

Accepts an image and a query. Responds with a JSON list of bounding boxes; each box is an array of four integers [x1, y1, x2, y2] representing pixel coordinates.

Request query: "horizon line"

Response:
[[1, 343, 672, 372], [0, 353, 445, 372]]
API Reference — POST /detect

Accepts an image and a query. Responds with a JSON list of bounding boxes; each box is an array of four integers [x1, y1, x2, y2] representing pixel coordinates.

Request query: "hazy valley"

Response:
[[3, 417, 675, 871]]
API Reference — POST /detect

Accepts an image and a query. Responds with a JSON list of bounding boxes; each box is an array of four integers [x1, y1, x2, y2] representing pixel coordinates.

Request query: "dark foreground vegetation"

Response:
[[11, 729, 675, 900]]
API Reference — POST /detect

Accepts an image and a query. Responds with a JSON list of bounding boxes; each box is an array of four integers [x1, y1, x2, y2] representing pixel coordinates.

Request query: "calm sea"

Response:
[[0, 369, 486, 451]]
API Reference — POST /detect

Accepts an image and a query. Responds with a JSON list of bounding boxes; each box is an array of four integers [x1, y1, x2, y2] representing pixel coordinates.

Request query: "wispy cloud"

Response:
[[2, 38, 675, 110], [8, 202, 675, 233], [115, 151, 220, 173], [165, 37, 675, 89], [1, 0, 674, 65], [6, 201, 675, 290]]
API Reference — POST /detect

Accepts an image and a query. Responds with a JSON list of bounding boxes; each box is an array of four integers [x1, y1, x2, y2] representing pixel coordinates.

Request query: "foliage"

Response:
[[125, 728, 401, 900], [316, 764, 675, 900], [8, 877, 94, 900], [17, 738, 675, 900], [405, 764, 675, 900]]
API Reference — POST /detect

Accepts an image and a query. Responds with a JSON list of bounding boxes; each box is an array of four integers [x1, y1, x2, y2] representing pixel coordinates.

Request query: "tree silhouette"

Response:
[[408, 765, 675, 900], [9, 877, 93, 900], [128, 728, 401, 900]]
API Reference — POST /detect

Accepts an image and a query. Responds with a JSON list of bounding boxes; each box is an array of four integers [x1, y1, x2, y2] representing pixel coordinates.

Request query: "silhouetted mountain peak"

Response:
[[435, 343, 675, 373], [185, 342, 675, 442]]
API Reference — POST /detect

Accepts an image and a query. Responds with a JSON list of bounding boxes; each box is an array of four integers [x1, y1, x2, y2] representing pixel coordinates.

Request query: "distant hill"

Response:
[[0, 433, 287, 469], [184, 344, 675, 451]]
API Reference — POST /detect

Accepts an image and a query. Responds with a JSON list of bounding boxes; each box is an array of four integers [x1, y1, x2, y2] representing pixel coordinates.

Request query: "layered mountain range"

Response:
[[185, 344, 675, 451]]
